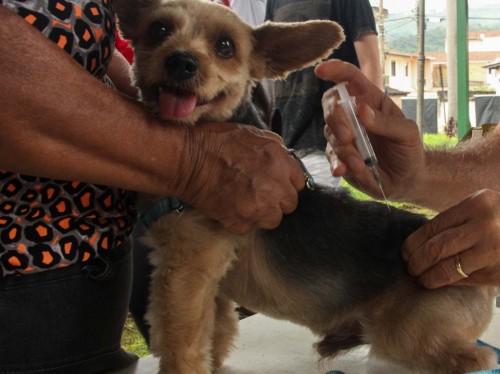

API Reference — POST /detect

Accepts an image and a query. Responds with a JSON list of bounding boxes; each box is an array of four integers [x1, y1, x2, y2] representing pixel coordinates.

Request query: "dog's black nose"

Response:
[[165, 52, 198, 81]]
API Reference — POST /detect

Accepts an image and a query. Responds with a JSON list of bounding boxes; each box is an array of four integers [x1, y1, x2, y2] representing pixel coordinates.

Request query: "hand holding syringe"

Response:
[[332, 82, 388, 203]]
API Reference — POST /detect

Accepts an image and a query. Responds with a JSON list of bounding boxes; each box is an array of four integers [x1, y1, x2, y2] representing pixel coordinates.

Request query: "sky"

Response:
[[369, 0, 499, 15]]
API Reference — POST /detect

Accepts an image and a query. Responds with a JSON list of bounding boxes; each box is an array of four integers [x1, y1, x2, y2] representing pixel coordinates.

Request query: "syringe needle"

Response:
[[369, 165, 390, 211]]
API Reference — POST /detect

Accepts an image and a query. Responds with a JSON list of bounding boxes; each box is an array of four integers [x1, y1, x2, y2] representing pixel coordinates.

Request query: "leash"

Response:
[[141, 197, 185, 227]]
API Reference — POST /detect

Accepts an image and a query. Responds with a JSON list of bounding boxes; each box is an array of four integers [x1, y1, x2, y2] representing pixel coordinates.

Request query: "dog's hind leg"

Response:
[[211, 296, 239, 370], [145, 212, 238, 374], [365, 284, 497, 373], [435, 342, 499, 374]]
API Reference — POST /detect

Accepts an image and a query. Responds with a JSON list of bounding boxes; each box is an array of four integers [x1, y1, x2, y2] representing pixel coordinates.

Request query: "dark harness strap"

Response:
[[140, 197, 185, 227]]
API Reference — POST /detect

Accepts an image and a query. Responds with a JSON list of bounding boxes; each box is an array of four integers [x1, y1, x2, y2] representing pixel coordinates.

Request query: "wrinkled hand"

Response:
[[402, 189, 500, 288], [177, 122, 305, 234], [315, 59, 425, 201]]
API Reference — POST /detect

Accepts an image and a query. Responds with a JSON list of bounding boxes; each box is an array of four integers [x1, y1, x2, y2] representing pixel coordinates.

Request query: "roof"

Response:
[[484, 60, 500, 69], [426, 51, 500, 64], [385, 86, 410, 96], [386, 50, 432, 60], [469, 30, 500, 40]]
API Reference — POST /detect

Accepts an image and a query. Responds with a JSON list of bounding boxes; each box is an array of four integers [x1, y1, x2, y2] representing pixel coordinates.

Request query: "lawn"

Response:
[[121, 133, 458, 357], [122, 315, 150, 357]]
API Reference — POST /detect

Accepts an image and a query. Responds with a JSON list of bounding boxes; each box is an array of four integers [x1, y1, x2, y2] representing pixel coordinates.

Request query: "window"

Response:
[[391, 60, 396, 77], [405, 64, 409, 77]]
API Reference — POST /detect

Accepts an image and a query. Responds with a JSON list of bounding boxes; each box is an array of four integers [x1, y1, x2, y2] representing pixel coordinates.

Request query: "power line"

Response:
[[385, 19, 417, 32], [385, 16, 415, 23]]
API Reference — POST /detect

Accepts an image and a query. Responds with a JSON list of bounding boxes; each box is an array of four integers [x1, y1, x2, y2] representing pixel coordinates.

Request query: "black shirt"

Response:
[[266, 0, 377, 151]]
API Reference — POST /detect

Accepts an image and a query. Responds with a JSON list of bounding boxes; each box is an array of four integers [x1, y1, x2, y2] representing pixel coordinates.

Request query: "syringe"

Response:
[[332, 82, 389, 205]]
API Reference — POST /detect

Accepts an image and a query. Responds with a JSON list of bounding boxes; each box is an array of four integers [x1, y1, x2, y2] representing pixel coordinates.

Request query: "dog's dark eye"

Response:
[[149, 21, 172, 43], [215, 37, 235, 59]]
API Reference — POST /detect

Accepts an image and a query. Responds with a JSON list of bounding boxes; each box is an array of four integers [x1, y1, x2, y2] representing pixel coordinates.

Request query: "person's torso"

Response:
[[266, 0, 375, 150], [0, 0, 136, 277]]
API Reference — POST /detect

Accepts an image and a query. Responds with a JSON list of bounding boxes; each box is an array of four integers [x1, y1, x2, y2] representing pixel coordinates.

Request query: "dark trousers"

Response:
[[128, 220, 153, 345], [0, 239, 137, 373]]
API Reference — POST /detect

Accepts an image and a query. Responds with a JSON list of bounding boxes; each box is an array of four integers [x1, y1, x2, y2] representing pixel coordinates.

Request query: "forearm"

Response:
[[0, 6, 187, 196], [405, 132, 500, 211], [354, 34, 383, 90], [360, 63, 383, 91]]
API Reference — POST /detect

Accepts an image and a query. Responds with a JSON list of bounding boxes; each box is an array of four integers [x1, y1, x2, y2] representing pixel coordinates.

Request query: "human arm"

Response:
[[354, 33, 383, 90], [316, 59, 500, 211], [402, 189, 500, 288], [316, 59, 500, 288], [0, 6, 304, 233]]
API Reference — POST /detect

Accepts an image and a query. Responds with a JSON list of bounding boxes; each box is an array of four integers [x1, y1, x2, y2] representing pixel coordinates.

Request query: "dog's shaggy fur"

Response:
[[113, 0, 498, 373]]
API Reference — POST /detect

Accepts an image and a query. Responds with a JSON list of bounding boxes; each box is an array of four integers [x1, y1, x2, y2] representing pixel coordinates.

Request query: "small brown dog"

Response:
[[113, 1, 498, 373]]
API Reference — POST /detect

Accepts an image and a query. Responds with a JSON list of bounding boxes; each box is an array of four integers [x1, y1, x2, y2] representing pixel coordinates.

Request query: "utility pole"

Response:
[[456, 1, 470, 138], [446, 0, 458, 131], [378, 0, 386, 90], [416, 0, 426, 135]]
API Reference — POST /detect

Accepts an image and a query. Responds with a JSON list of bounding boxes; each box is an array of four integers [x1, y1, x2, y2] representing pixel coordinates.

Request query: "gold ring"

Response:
[[454, 255, 469, 278]]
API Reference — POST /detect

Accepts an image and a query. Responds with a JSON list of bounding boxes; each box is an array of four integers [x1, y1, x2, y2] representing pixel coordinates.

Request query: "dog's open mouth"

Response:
[[158, 87, 223, 119]]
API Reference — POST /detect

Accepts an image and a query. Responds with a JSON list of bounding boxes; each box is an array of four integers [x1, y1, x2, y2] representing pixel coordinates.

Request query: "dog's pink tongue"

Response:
[[159, 91, 197, 119]]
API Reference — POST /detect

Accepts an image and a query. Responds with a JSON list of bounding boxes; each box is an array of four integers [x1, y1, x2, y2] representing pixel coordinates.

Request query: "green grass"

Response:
[[121, 134, 454, 357], [122, 315, 150, 358], [423, 133, 458, 149], [340, 179, 436, 218]]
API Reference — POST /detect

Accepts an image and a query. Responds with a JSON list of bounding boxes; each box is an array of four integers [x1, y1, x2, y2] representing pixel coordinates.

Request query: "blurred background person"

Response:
[[266, 0, 382, 187]]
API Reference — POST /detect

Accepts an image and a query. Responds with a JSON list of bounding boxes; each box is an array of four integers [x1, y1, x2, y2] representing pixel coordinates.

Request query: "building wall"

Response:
[[432, 60, 496, 90], [470, 61, 489, 86], [384, 54, 433, 92], [486, 67, 500, 95], [469, 35, 500, 53]]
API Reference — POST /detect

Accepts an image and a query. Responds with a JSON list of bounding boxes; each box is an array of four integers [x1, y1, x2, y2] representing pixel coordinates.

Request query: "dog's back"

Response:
[[222, 186, 426, 327], [263, 186, 424, 302]]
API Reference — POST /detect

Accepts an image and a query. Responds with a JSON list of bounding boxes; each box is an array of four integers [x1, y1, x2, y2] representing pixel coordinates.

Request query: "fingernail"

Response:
[[330, 159, 340, 175]]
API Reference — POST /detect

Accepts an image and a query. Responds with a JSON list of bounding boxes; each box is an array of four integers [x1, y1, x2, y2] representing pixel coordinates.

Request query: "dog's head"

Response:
[[113, 0, 345, 125]]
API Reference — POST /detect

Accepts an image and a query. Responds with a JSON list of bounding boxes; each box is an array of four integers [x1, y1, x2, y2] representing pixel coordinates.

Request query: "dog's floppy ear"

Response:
[[113, 0, 158, 40], [250, 20, 345, 80]]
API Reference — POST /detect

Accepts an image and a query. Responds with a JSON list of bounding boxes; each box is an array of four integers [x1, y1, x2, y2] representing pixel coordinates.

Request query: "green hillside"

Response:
[[384, 4, 500, 53]]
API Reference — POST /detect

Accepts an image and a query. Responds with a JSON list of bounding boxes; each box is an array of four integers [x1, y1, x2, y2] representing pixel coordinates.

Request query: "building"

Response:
[[383, 50, 433, 93], [386, 30, 500, 94], [484, 59, 500, 95]]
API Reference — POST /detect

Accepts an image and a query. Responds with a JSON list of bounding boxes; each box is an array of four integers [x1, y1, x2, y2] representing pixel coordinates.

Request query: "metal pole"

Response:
[[439, 65, 447, 122], [446, 0, 458, 127], [416, 0, 425, 135], [456, 1, 470, 138], [378, 0, 386, 90]]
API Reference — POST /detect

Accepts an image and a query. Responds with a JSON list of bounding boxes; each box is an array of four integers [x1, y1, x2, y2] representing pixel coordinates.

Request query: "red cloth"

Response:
[[212, 0, 230, 7], [115, 30, 134, 64]]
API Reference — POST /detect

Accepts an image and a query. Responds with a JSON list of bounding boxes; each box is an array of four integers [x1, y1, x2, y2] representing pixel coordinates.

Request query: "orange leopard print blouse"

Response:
[[0, 0, 136, 277]]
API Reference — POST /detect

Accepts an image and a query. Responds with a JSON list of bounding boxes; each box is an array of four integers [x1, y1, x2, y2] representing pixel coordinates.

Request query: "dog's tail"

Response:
[[314, 325, 365, 359]]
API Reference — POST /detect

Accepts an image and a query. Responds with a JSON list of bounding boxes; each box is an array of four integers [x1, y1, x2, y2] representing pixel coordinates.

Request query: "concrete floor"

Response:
[[115, 302, 500, 374]]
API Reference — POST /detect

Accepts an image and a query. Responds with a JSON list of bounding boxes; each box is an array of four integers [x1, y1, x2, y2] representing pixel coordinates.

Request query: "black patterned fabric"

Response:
[[0, 0, 137, 277]]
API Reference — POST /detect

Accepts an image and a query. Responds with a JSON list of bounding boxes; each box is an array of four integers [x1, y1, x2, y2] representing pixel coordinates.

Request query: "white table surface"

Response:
[[115, 304, 500, 374]]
